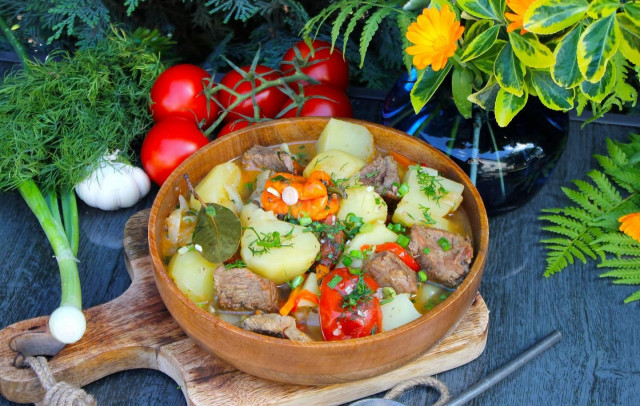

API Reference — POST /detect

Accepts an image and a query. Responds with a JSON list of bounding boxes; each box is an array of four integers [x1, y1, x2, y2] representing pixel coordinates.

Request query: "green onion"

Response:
[[396, 234, 410, 248], [349, 250, 363, 259], [418, 271, 427, 282], [423, 247, 431, 254], [438, 237, 451, 251], [397, 182, 409, 197], [328, 274, 342, 289], [289, 275, 304, 289], [342, 256, 353, 267], [349, 268, 362, 275], [298, 215, 312, 226]]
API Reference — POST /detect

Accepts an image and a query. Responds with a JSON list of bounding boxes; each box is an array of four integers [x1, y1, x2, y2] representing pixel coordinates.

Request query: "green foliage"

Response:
[[0, 28, 166, 191], [540, 134, 640, 303]]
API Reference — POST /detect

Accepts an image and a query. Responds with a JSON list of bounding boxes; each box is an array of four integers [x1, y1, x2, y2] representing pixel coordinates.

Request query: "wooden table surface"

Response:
[[1, 92, 639, 406]]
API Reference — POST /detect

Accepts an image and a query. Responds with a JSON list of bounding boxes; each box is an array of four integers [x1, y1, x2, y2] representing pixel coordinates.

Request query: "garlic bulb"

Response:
[[76, 155, 151, 211]]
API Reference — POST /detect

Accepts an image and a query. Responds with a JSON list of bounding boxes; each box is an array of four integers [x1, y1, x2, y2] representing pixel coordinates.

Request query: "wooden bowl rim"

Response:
[[149, 117, 489, 349]]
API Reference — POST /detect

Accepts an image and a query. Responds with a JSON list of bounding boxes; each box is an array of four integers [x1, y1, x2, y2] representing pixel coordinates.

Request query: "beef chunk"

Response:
[[240, 313, 312, 342], [359, 156, 401, 202], [363, 250, 418, 294], [407, 225, 473, 287], [242, 145, 300, 174], [214, 266, 279, 312], [317, 215, 345, 269]]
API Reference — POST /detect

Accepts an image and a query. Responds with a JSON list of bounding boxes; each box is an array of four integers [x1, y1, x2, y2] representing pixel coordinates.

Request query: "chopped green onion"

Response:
[[349, 250, 363, 259], [298, 215, 312, 226], [397, 182, 409, 197], [396, 234, 410, 248], [418, 271, 427, 282], [342, 256, 353, 267], [289, 274, 304, 289], [328, 274, 342, 289], [349, 268, 362, 275], [438, 237, 451, 251], [423, 247, 431, 254]]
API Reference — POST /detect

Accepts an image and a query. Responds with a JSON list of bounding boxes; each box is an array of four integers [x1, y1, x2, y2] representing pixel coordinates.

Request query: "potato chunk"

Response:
[[337, 185, 387, 225], [303, 149, 366, 180], [190, 161, 243, 213], [316, 118, 375, 162], [345, 222, 398, 253], [381, 293, 422, 332], [168, 250, 217, 304], [241, 219, 320, 284], [392, 166, 463, 228]]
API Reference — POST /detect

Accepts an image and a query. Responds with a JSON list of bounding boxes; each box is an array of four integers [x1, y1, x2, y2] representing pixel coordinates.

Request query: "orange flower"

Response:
[[505, 0, 538, 34], [405, 5, 464, 71], [619, 212, 640, 243]]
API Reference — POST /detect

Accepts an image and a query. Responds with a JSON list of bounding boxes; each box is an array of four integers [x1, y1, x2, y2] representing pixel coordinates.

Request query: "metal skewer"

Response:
[[442, 330, 563, 406]]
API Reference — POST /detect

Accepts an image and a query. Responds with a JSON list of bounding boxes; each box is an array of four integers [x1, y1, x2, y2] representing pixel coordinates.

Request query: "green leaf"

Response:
[[397, 14, 415, 73], [618, 12, 640, 66], [409, 64, 452, 113], [331, 4, 357, 51], [468, 78, 500, 110], [523, 0, 588, 35], [494, 87, 528, 127], [464, 20, 494, 45], [343, 4, 375, 54], [578, 13, 620, 83], [461, 25, 501, 62], [452, 67, 474, 118], [359, 8, 395, 68], [473, 39, 506, 73], [456, 0, 500, 20], [494, 42, 526, 96], [625, 2, 640, 25], [587, 0, 620, 18], [551, 26, 585, 88], [509, 32, 554, 68], [193, 203, 242, 264], [580, 61, 616, 102], [530, 69, 575, 110], [489, 0, 506, 20]]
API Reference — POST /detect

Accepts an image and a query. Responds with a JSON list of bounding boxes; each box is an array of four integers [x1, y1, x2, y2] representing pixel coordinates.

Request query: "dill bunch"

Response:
[[540, 134, 640, 303], [0, 27, 166, 192]]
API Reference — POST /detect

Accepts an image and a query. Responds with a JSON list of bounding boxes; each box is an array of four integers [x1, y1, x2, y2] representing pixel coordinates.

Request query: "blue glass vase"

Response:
[[382, 70, 570, 216]]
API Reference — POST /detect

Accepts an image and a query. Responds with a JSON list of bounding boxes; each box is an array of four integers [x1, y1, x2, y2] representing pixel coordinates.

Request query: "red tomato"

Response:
[[280, 40, 350, 91], [217, 120, 252, 138], [150, 64, 219, 128], [141, 117, 209, 185], [319, 268, 382, 341], [217, 65, 287, 123], [280, 85, 352, 118]]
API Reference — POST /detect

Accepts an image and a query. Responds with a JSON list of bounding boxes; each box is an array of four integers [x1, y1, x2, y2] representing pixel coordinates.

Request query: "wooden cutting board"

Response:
[[0, 210, 489, 405]]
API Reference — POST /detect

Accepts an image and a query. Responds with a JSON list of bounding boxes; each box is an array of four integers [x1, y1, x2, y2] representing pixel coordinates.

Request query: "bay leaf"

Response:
[[192, 203, 241, 264]]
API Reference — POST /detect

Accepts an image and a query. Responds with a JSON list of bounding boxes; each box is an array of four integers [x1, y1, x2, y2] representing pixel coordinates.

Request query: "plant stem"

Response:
[[0, 14, 29, 69], [61, 189, 79, 255], [18, 180, 82, 310]]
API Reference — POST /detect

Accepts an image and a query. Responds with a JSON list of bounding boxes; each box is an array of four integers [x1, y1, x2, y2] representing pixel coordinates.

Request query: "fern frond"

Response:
[[342, 4, 375, 53], [562, 186, 601, 214], [331, 4, 357, 53], [587, 170, 623, 208], [595, 155, 636, 193], [544, 250, 574, 276], [623, 290, 640, 303], [612, 277, 640, 285], [359, 8, 395, 68], [205, 0, 261, 23], [598, 260, 640, 272], [396, 13, 413, 72], [594, 232, 640, 248]]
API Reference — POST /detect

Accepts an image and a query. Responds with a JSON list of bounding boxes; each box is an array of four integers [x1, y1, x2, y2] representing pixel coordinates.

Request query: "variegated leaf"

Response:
[[474, 39, 506, 73], [580, 61, 616, 102], [551, 25, 584, 88], [465, 20, 494, 45], [410, 64, 452, 113], [509, 32, 554, 68], [577, 14, 620, 83], [461, 25, 501, 62], [625, 2, 640, 25], [618, 12, 640, 66], [452, 67, 474, 118], [456, 0, 500, 20], [430, 0, 461, 18], [587, 0, 620, 18], [468, 78, 500, 110], [523, 0, 588, 35], [495, 88, 528, 127], [489, 0, 506, 20], [494, 42, 526, 95], [530, 69, 575, 110]]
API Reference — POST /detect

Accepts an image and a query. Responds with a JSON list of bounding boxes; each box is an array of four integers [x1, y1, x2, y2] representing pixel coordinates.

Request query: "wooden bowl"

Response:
[[148, 117, 489, 385]]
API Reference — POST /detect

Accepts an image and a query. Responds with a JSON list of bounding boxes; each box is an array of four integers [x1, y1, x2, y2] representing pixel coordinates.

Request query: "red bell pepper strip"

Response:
[[361, 242, 420, 271]]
